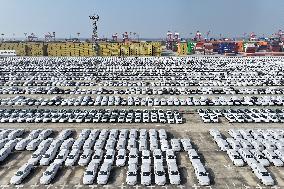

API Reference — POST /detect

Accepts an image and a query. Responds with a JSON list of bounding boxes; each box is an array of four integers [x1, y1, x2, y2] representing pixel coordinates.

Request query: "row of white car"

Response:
[[2, 85, 284, 96], [0, 57, 284, 88], [209, 129, 284, 186], [4, 95, 284, 107], [5, 128, 199, 186]]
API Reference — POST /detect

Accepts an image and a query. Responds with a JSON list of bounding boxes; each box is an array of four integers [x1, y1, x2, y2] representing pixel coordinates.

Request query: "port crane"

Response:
[[27, 33, 38, 42], [44, 32, 56, 42]]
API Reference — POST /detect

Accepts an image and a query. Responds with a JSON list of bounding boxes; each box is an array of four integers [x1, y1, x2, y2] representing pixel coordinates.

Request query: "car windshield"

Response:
[[192, 156, 200, 159], [44, 171, 53, 176], [171, 171, 179, 175], [93, 155, 100, 159], [143, 172, 150, 176], [233, 155, 242, 159], [157, 171, 164, 176], [199, 172, 208, 176], [128, 172, 137, 176], [130, 155, 136, 158], [143, 156, 149, 159], [99, 171, 107, 175], [168, 155, 175, 159], [85, 171, 93, 175], [57, 155, 63, 159], [272, 156, 279, 159], [32, 154, 39, 158], [69, 155, 75, 159], [118, 155, 125, 159], [16, 171, 23, 176], [261, 172, 269, 176], [106, 155, 112, 159], [155, 155, 161, 159], [44, 154, 50, 158]]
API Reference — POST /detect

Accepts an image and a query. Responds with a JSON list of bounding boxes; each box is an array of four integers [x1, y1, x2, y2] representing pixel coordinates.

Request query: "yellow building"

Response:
[[177, 42, 188, 55]]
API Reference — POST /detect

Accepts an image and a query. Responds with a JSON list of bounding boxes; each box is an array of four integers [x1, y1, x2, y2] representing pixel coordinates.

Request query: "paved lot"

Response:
[[0, 113, 284, 188]]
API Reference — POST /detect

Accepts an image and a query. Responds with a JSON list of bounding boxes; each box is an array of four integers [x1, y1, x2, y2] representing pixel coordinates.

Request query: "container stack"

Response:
[[0, 42, 26, 56], [26, 43, 45, 56]]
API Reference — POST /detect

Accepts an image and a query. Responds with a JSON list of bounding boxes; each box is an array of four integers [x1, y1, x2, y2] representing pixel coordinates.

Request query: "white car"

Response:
[[65, 149, 80, 166], [72, 137, 85, 150], [53, 149, 69, 165], [104, 149, 115, 165], [60, 138, 74, 150], [154, 162, 166, 185], [97, 163, 112, 185], [116, 138, 127, 150], [40, 163, 60, 185], [160, 139, 169, 152], [90, 149, 104, 164], [193, 162, 211, 186], [126, 163, 138, 185], [10, 163, 33, 185], [78, 149, 93, 166], [83, 138, 95, 150], [116, 149, 126, 167], [15, 138, 31, 151], [40, 148, 58, 166], [128, 148, 139, 165], [181, 138, 192, 151], [153, 149, 163, 164], [141, 150, 151, 164], [251, 163, 274, 186], [250, 149, 270, 167], [168, 162, 180, 185], [171, 139, 181, 152], [227, 149, 245, 167], [150, 138, 159, 151], [0, 147, 12, 161], [262, 149, 283, 167], [141, 163, 151, 185], [38, 129, 53, 140], [82, 162, 99, 185], [158, 129, 167, 140], [166, 149, 177, 164]]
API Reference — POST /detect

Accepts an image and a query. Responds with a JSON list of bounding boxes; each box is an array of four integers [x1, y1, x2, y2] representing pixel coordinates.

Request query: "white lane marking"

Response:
[[88, 185, 98, 189], [45, 185, 54, 189], [15, 185, 24, 189], [192, 184, 201, 189], [271, 186, 281, 189], [120, 183, 126, 189], [31, 183, 39, 188], [103, 185, 111, 189], [256, 184, 266, 189], [225, 184, 230, 189], [60, 182, 68, 189], [146, 186, 156, 189], [74, 183, 83, 189]]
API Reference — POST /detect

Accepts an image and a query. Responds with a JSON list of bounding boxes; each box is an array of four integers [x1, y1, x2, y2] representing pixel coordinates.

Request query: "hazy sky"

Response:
[[0, 0, 283, 39]]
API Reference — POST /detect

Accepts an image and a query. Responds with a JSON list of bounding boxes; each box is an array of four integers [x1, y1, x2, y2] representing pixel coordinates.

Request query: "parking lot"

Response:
[[0, 116, 284, 189], [0, 56, 284, 189]]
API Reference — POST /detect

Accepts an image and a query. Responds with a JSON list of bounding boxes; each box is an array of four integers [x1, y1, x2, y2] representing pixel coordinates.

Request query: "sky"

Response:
[[0, 0, 283, 39]]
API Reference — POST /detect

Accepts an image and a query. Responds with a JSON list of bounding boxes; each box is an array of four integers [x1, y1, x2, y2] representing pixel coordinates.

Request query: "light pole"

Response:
[[1, 33, 4, 42]]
